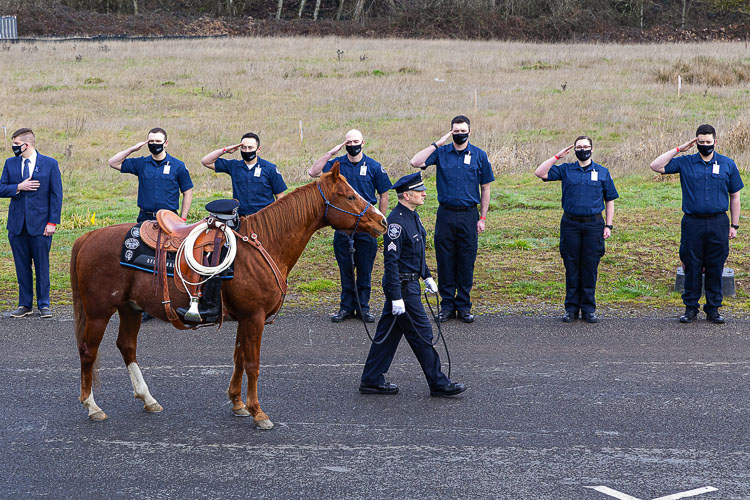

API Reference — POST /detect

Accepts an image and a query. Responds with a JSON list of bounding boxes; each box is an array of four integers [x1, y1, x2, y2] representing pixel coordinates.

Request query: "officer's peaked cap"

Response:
[[391, 172, 427, 193]]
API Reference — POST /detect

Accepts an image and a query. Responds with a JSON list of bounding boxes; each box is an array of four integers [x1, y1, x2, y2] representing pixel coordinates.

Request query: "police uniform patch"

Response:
[[388, 242, 397, 252], [124, 249, 134, 261], [125, 238, 140, 250], [388, 224, 401, 240], [130, 226, 140, 238]]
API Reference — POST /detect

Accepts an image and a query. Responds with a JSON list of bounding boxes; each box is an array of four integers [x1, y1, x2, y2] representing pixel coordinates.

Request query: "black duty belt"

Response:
[[563, 212, 603, 223], [440, 204, 476, 212], [686, 212, 725, 219], [399, 272, 420, 282]]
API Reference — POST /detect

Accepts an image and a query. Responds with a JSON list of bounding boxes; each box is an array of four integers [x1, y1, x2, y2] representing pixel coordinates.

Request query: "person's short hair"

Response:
[[11, 128, 35, 144], [696, 124, 716, 139], [575, 135, 593, 148], [451, 115, 471, 130], [148, 127, 167, 141], [241, 132, 260, 147], [397, 192, 405, 200]]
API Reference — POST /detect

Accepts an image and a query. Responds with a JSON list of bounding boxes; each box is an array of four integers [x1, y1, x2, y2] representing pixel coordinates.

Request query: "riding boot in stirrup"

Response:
[[177, 276, 223, 323]]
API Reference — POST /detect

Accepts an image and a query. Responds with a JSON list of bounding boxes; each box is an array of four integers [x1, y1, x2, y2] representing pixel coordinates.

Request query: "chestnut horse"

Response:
[[71, 165, 387, 427]]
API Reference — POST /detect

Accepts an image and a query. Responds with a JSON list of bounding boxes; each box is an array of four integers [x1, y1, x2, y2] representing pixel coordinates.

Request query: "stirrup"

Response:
[[183, 297, 202, 323]]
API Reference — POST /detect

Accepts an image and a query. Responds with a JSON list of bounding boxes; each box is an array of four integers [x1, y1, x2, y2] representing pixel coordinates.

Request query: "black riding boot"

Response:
[[177, 276, 223, 323]]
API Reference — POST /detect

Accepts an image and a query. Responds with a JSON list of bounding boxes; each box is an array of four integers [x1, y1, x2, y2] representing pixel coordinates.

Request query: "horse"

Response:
[[71, 164, 387, 428]]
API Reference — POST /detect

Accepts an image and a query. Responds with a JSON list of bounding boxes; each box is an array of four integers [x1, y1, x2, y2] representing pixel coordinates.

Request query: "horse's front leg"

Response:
[[238, 315, 273, 429], [227, 331, 250, 417]]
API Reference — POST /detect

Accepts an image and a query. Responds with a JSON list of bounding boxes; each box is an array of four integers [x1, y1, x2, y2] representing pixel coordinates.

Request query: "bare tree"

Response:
[[313, 0, 322, 20], [681, 0, 694, 30], [353, 0, 365, 20], [277, 0, 283, 19], [298, 0, 307, 17], [336, 0, 345, 20], [132, 0, 138, 15]]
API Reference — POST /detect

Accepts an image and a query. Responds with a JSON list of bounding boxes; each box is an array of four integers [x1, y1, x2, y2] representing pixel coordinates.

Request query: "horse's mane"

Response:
[[240, 181, 321, 238]]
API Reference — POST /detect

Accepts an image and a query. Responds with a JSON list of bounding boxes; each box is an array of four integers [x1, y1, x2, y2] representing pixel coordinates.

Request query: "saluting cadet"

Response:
[[308, 129, 391, 324], [201, 132, 287, 215], [359, 172, 465, 398], [108, 127, 194, 223], [650, 124, 743, 324], [535, 136, 618, 323], [410, 115, 494, 324]]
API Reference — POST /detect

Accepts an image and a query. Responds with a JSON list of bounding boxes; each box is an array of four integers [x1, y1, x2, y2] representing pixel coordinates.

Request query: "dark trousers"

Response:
[[137, 208, 177, 223], [8, 223, 53, 309], [333, 231, 377, 313], [361, 281, 451, 389], [434, 205, 479, 313], [679, 213, 729, 314], [559, 214, 605, 314]]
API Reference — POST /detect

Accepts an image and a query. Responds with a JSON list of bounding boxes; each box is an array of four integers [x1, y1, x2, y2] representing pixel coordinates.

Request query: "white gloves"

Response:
[[392, 299, 406, 315], [424, 277, 437, 294]]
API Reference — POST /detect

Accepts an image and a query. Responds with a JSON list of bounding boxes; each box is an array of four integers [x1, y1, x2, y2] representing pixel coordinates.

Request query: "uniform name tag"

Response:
[[360, 163, 367, 176], [162, 162, 171, 175], [591, 170, 598, 182], [463, 154, 471, 165], [254, 167, 261, 177], [713, 163, 720, 175]]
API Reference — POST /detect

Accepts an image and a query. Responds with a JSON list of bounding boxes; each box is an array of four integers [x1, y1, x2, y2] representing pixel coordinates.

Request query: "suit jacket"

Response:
[[0, 153, 63, 236]]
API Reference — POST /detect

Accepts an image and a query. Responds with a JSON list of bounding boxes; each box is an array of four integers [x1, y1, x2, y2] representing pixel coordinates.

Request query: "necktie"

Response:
[[22, 159, 29, 179]]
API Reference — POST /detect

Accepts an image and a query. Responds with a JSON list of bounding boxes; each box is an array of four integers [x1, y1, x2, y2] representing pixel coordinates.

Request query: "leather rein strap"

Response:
[[232, 229, 288, 295]]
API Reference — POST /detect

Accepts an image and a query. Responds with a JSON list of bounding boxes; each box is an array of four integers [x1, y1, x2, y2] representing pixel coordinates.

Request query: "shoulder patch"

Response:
[[388, 224, 401, 240]]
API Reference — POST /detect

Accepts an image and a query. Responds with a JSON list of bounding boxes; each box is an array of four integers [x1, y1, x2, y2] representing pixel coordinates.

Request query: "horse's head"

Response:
[[318, 162, 387, 237]]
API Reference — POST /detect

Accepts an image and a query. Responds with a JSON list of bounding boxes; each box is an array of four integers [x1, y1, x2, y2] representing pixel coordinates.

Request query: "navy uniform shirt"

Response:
[[323, 154, 391, 205], [664, 152, 744, 215], [425, 142, 495, 207], [382, 203, 432, 301], [121, 154, 193, 212], [214, 157, 287, 215], [545, 161, 619, 216]]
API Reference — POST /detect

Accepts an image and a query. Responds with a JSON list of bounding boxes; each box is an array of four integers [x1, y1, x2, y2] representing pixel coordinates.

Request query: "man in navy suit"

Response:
[[0, 128, 63, 318]]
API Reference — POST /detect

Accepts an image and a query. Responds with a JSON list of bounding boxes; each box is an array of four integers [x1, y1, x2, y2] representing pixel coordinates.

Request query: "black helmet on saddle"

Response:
[[206, 199, 240, 228]]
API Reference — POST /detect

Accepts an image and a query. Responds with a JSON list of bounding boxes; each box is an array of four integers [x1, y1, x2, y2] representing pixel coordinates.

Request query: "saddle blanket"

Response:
[[119, 223, 234, 278]]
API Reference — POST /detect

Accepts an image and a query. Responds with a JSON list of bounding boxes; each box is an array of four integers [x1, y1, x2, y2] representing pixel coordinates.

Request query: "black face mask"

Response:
[[11, 144, 25, 157], [241, 150, 257, 162], [346, 144, 362, 157], [697, 144, 715, 157], [452, 133, 469, 145], [575, 149, 592, 162], [148, 143, 165, 155]]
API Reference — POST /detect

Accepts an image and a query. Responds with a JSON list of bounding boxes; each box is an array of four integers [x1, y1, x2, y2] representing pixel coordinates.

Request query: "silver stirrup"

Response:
[[184, 297, 202, 322]]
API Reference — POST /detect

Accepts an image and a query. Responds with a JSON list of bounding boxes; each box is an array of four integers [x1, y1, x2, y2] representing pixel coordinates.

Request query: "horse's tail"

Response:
[[71, 232, 89, 346]]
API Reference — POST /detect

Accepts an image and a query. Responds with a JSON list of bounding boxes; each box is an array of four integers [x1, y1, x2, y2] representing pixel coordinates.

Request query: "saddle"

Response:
[[141, 210, 229, 330]]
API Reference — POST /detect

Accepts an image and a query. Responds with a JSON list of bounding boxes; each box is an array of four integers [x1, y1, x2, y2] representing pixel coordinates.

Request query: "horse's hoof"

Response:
[[255, 418, 274, 430], [89, 410, 108, 421], [233, 407, 251, 417], [144, 402, 163, 413]]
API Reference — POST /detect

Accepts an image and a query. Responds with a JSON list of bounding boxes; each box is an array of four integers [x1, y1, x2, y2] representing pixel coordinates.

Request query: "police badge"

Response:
[[388, 224, 401, 240]]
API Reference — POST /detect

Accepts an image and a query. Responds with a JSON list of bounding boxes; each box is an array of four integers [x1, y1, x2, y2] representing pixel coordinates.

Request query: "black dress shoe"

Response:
[[679, 309, 698, 323], [9, 306, 33, 318], [430, 382, 466, 397], [457, 311, 474, 323], [438, 310, 456, 323], [359, 382, 399, 395], [706, 312, 726, 324], [561, 312, 578, 323], [583, 312, 599, 324], [361, 312, 375, 323], [331, 310, 355, 323]]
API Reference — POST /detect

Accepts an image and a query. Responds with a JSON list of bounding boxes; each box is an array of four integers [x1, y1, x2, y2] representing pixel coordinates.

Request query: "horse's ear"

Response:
[[329, 161, 341, 181]]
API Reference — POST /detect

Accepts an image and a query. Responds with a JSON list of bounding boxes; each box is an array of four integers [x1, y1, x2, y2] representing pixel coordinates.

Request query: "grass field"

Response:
[[0, 37, 749, 314]]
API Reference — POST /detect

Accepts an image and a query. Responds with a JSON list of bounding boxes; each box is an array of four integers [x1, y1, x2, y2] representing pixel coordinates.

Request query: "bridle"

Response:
[[317, 182, 371, 234]]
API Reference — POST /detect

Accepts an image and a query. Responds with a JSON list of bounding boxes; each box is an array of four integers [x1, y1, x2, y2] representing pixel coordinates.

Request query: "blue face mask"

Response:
[[697, 144, 714, 157]]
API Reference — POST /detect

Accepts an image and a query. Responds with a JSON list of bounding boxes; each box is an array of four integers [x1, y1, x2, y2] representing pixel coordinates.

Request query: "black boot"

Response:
[[177, 276, 223, 323]]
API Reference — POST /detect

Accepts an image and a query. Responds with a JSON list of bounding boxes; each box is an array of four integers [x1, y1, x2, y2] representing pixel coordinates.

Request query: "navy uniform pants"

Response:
[[434, 205, 479, 314], [679, 213, 729, 314], [361, 281, 451, 389], [333, 231, 377, 313], [137, 208, 177, 223], [8, 223, 52, 309], [559, 214, 605, 315]]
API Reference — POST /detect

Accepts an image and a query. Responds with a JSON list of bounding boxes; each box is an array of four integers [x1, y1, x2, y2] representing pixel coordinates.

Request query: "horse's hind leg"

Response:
[[116, 304, 163, 413], [239, 316, 273, 429], [79, 317, 110, 421], [227, 331, 250, 417]]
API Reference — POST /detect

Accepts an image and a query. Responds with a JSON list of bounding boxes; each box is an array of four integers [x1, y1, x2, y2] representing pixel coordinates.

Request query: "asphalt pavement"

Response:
[[1, 308, 748, 499]]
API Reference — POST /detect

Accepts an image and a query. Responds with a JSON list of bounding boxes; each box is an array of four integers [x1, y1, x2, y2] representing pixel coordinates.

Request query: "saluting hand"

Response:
[[436, 131, 453, 147], [329, 142, 346, 156], [224, 144, 242, 154], [18, 178, 40, 191], [603, 227, 611, 239], [556, 145, 574, 159], [678, 138, 697, 153], [132, 140, 148, 151]]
